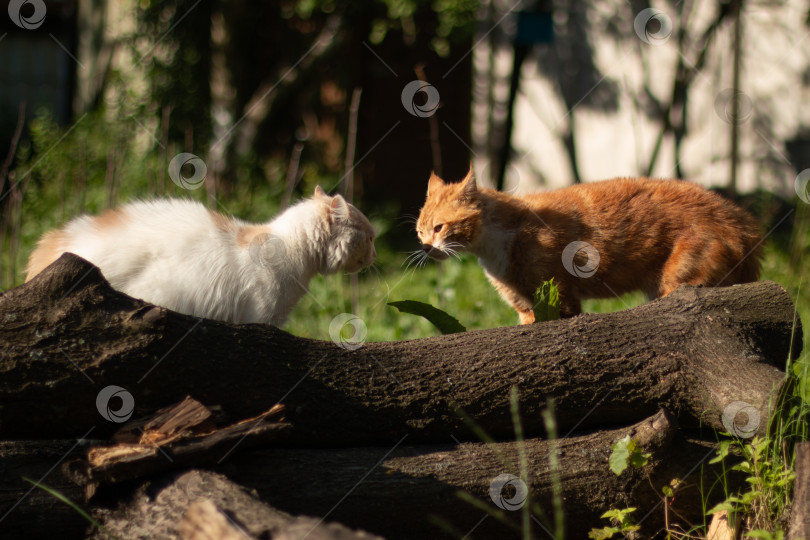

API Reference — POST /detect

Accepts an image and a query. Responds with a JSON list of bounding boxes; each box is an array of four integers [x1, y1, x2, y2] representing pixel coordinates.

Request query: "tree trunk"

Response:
[[0, 411, 745, 539], [0, 441, 382, 539], [0, 439, 90, 538], [0, 254, 800, 445], [89, 470, 385, 540], [219, 410, 743, 539]]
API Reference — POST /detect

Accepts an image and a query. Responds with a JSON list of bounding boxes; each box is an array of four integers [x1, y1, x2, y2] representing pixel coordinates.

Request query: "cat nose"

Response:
[[422, 244, 433, 254]]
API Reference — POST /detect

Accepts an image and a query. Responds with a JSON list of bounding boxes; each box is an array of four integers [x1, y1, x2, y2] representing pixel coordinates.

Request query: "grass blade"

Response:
[[23, 477, 117, 539]]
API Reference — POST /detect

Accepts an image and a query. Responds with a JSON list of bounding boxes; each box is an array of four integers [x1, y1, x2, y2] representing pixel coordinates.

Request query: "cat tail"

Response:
[[25, 229, 68, 282]]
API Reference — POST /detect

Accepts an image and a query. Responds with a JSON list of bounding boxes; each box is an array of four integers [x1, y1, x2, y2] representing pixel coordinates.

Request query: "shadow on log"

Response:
[[0, 254, 800, 444], [220, 410, 744, 539], [66, 398, 290, 495], [89, 470, 385, 540], [0, 411, 745, 539]]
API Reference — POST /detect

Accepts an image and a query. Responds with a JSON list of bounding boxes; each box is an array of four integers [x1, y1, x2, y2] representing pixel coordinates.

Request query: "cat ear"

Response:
[[427, 172, 444, 196], [329, 193, 350, 221], [460, 167, 477, 200], [314, 185, 328, 199]]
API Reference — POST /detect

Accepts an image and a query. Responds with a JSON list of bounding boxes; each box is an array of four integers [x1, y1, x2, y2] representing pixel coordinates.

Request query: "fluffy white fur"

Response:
[[26, 187, 376, 326]]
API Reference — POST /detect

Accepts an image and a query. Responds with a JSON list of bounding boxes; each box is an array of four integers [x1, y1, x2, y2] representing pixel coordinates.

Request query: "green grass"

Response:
[[284, 242, 808, 345], [283, 254, 652, 341]]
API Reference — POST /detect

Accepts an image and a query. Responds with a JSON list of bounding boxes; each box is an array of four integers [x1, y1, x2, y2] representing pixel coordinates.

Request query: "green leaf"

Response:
[[387, 300, 466, 334], [533, 278, 561, 322], [588, 527, 620, 539], [740, 490, 764, 504], [746, 531, 784, 540], [662, 486, 674, 497], [732, 461, 752, 473], [707, 501, 737, 515], [628, 449, 651, 469], [609, 436, 649, 476], [600, 507, 637, 522], [710, 440, 733, 464], [609, 435, 633, 476]]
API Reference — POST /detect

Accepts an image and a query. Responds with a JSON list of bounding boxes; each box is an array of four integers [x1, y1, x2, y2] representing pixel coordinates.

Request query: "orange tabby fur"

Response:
[[416, 169, 762, 324]]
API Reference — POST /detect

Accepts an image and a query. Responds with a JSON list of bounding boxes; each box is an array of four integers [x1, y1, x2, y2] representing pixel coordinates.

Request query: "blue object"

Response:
[[516, 11, 554, 45]]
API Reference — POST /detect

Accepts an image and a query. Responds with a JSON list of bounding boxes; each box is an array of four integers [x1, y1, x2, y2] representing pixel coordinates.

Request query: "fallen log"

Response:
[[177, 498, 384, 540], [65, 398, 290, 495], [1, 411, 744, 539], [0, 439, 90, 538], [90, 470, 385, 540], [0, 441, 380, 540], [219, 410, 742, 539], [0, 254, 799, 444]]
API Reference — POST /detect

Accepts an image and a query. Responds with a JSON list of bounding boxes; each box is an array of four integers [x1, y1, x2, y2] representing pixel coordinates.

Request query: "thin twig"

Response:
[[105, 150, 116, 208], [281, 143, 304, 210], [414, 65, 442, 176], [160, 105, 171, 196], [730, 0, 743, 196], [342, 87, 362, 200], [1, 102, 26, 289], [0, 102, 25, 189], [8, 174, 30, 287], [343, 87, 362, 314]]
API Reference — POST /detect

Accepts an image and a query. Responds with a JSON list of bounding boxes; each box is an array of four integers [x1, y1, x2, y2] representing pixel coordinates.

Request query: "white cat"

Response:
[[25, 187, 376, 326]]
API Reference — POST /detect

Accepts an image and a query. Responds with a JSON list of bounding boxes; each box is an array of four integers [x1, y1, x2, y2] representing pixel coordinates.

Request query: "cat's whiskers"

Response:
[[403, 248, 428, 270], [402, 249, 426, 271], [443, 248, 461, 261], [399, 214, 419, 226], [440, 241, 465, 261], [404, 240, 469, 269], [401, 252, 417, 270]]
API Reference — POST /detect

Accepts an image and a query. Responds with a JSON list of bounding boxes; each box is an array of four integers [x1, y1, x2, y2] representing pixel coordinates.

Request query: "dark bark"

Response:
[[65, 398, 290, 491], [0, 411, 745, 539], [0, 254, 800, 445], [89, 470, 385, 540], [0, 442, 380, 540], [0, 439, 92, 538], [221, 409, 742, 539]]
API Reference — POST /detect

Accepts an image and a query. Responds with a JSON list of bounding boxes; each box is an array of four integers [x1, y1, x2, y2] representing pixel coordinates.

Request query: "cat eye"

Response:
[[433, 224, 444, 233]]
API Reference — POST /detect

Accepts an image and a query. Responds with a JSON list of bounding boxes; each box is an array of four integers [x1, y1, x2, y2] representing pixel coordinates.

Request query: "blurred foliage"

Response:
[[132, 0, 479, 191], [138, 0, 213, 149], [288, 0, 478, 50]]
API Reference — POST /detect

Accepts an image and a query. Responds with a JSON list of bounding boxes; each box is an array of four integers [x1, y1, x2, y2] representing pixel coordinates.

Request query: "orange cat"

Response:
[[416, 169, 762, 323]]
